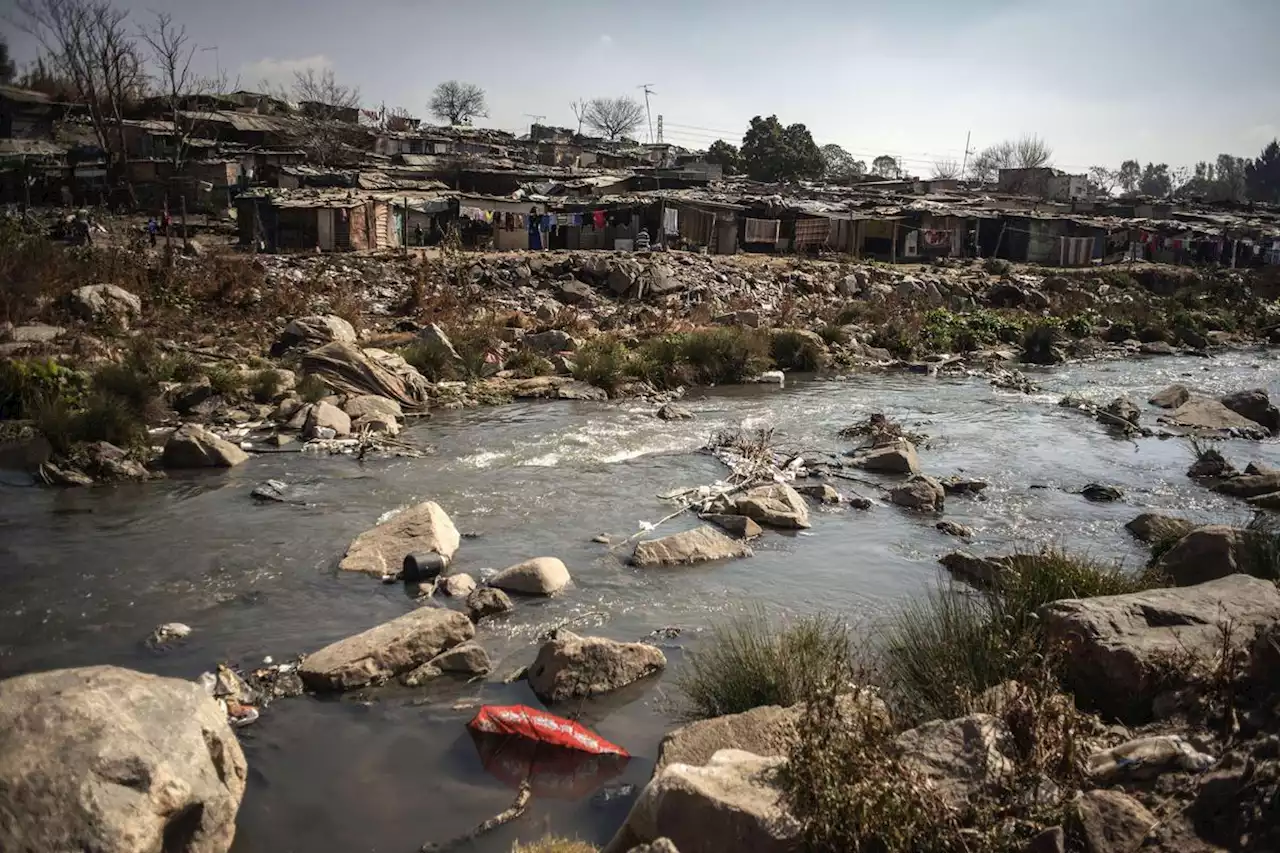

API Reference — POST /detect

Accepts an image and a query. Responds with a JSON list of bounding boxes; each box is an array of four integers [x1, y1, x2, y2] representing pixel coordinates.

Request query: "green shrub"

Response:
[[631, 335, 690, 389], [399, 339, 459, 382], [505, 349, 554, 379], [511, 837, 597, 853], [0, 358, 82, 419], [677, 609, 853, 720], [1020, 321, 1060, 364], [296, 373, 329, 403], [817, 324, 850, 347], [870, 320, 918, 359], [205, 364, 246, 396], [1062, 314, 1093, 338], [1243, 513, 1280, 581], [680, 327, 771, 384], [570, 336, 631, 394], [250, 369, 285, 403], [882, 549, 1158, 724], [92, 363, 158, 413], [770, 330, 827, 371], [73, 392, 149, 450]]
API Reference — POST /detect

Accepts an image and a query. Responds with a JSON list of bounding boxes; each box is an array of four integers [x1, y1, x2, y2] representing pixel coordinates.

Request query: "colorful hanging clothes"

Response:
[[793, 217, 832, 248], [592, 210, 606, 230]]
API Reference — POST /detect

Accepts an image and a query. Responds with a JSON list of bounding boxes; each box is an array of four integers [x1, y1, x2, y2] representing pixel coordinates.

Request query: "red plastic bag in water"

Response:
[[467, 704, 629, 757]]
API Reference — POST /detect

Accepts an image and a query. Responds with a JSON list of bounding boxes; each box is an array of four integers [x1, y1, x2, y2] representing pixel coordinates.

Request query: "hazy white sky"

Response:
[[6, 0, 1279, 173]]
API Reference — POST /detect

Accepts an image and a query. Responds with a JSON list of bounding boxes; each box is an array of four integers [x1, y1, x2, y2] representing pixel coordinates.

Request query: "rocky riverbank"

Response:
[[5, 218, 1280, 486]]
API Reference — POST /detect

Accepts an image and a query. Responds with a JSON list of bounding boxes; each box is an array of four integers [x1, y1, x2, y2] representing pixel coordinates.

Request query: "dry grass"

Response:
[[511, 837, 597, 853]]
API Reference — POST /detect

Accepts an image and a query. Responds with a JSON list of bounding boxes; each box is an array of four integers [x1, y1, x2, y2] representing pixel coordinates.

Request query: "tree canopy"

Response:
[[820, 144, 865, 181], [0, 39, 15, 84], [705, 140, 741, 176], [739, 115, 824, 182], [871, 155, 900, 178], [1117, 160, 1141, 194], [429, 80, 487, 126], [969, 135, 1053, 182], [581, 95, 644, 141], [1246, 141, 1280, 204], [1138, 162, 1172, 197]]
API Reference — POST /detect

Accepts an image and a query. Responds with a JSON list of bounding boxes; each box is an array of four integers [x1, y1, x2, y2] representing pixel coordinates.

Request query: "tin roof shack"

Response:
[[998, 167, 1088, 202], [299, 101, 360, 125], [0, 85, 59, 139], [0, 138, 68, 205], [236, 190, 396, 253]]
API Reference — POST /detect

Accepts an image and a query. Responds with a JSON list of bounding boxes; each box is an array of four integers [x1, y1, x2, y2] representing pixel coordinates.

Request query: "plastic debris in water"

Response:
[[468, 704, 628, 756]]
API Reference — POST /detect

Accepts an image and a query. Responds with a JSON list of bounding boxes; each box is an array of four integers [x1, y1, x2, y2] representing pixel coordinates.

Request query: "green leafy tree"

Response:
[[1246, 141, 1280, 204], [739, 115, 824, 182], [871, 154, 900, 178], [1087, 165, 1117, 196], [1117, 159, 1141, 194], [705, 139, 741, 175], [820, 143, 865, 181], [1138, 162, 1172, 197]]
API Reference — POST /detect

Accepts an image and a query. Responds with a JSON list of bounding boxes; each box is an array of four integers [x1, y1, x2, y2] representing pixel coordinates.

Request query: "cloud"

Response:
[[239, 54, 332, 90], [598, 34, 613, 46]]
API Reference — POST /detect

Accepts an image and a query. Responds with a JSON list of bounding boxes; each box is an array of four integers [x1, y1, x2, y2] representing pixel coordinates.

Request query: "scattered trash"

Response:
[[262, 655, 274, 665], [468, 704, 629, 757], [403, 551, 446, 582]]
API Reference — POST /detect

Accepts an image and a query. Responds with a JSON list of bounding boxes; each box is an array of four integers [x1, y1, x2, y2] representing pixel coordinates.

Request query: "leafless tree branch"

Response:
[[582, 95, 644, 141], [429, 80, 486, 126]]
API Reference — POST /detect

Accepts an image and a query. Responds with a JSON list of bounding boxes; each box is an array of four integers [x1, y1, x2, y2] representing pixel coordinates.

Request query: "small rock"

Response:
[[251, 479, 289, 502], [1124, 513, 1194, 544], [162, 424, 249, 468], [656, 402, 693, 421], [304, 400, 351, 438], [733, 483, 811, 529], [400, 663, 442, 686], [1139, 340, 1176, 355], [889, 475, 945, 511], [418, 323, 462, 360], [528, 631, 666, 702], [298, 608, 474, 691], [700, 514, 763, 539], [592, 534, 612, 544], [1080, 483, 1122, 502], [340, 501, 460, 576], [489, 557, 571, 595], [429, 641, 492, 675], [940, 551, 1008, 589], [524, 329, 576, 354], [936, 520, 973, 538], [632, 526, 752, 567], [895, 714, 1016, 809], [439, 573, 477, 597], [1101, 396, 1140, 427], [793, 483, 841, 504], [940, 477, 988, 495], [1149, 384, 1191, 409], [1070, 790, 1157, 853], [466, 587, 514, 622], [1221, 388, 1280, 433], [847, 438, 920, 475]]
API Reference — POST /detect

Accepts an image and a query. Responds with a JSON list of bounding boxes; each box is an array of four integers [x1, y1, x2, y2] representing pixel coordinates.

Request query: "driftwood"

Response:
[[420, 782, 531, 852]]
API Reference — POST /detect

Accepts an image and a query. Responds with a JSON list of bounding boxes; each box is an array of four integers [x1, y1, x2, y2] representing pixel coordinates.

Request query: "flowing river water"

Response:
[[4, 352, 1280, 852]]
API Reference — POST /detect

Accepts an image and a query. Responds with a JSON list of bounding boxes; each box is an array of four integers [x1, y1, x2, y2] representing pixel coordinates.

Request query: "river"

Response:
[[2, 352, 1279, 852]]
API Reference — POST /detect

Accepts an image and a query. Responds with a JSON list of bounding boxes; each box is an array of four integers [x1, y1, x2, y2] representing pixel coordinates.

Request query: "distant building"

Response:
[[0, 85, 58, 139], [997, 167, 1088, 201]]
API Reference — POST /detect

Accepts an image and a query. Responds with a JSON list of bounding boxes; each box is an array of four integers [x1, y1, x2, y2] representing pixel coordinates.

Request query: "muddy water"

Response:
[[3, 352, 1280, 852]]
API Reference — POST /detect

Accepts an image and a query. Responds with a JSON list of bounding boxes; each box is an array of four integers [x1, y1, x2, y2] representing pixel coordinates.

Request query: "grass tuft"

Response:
[[770, 330, 827, 371], [511, 837, 597, 853], [296, 373, 329, 403], [570, 336, 630, 395], [250, 369, 285, 403]]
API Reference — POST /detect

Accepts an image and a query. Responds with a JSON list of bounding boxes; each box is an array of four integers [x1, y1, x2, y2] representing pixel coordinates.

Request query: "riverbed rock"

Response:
[[429, 640, 492, 675], [69, 283, 142, 328], [524, 329, 576, 354], [700, 513, 763, 539], [1152, 525, 1263, 585], [890, 475, 945, 511], [847, 438, 920, 475], [632, 526, 752, 567], [894, 713, 1016, 810], [1221, 388, 1280, 433], [940, 551, 1009, 589], [1124, 513, 1196, 546], [1162, 397, 1270, 439], [439, 573, 477, 597], [1102, 396, 1141, 427], [342, 394, 403, 423], [466, 587, 514, 622], [339, 501, 461, 576], [733, 483, 811, 529], [299, 607, 474, 691], [303, 400, 351, 438], [1080, 483, 1122, 502], [656, 402, 693, 421], [277, 314, 357, 352], [1149, 384, 1191, 409], [528, 631, 666, 702], [1041, 574, 1280, 721], [1069, 790, 1157, 853], [83, 440, 150, 481], [417, 323, 462, 361], [489, 556, 571, 595], [1213, 471, 1280, 498], [9, 322, 65, 343], [604, 750, 799, 853], [162, 424, 250, 469], [0, 665, 247, 853], [1188, 446, 1237, 479], [936, 519, 973, 538], [556, 278, 594, 305]]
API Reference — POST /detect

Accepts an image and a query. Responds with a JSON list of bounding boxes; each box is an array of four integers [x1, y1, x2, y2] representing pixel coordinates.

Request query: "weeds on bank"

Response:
[[510, 837, 597, 853], [296, 373, 329, 403], [570, 336, 631, 394], [770, 330, 827, 371], [676, 609, 854, 720], [504, 349, 554, 378], [250, 369, 285, 403]]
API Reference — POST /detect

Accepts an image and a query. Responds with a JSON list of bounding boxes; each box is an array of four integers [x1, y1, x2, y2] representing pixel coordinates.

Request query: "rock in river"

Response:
[[528, 631, 666, 702], [439, 572, 477, 597], [303, 400, 351, 438], [1149, 384, 1191, 409], [1151, 524, 1261, 586], [466, 587, 514, 622], [1080, 483, 1122, 502], [162, 424, 249, 469], [339, 501, 460, 576], [490, 556, 571, 595], [0, 665, 247, 853], [299, 607, 474, 691], [700, 513, 763, 539], [632, 526, 752, 567], [1221, 388, 1280, 433], [847, 438, 920, 475], [1124, 513, 1195, 545], [656, 402, 693, 421], [603, 749, 799, 853], [732, 483, 811, 529], [890, 474, 945, 511], [1041, 574, 1280, 721], [1161, 397, 1270, 439]]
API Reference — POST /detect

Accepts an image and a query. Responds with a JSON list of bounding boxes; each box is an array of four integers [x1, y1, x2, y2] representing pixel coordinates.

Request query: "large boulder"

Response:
[[632, 526, 752, 567], [1152, 525, 1261, 585], [1124, 513, 1196, 545], [489, 556, 571, 595], [1161, 398, 1270, 439], [0, 665, 247, 853], [524, 329, 576, 354], [69, 283, 142, 328], [1214, 471, 1280, 498], [889, 475, 945, 511], [339, 501, 460, 576], [1220, 389, 1280, 433], [162, 424, 249, 469], [847, 438, 920, 475], [1148, 384, 1190, 409], [603, 750, 800, 853], [1041, 574, 1280, 721], [303, 400, 351, 438], [276, 314, 357, 352], [417, 323, 462, 361], [894, 713, 1016, 810], [733, 483, 811, 530], [528, 631, 666, 702], [299, 607, 474, 691], [1069, 790, 1157, 853], [342, 394, 403, 423]]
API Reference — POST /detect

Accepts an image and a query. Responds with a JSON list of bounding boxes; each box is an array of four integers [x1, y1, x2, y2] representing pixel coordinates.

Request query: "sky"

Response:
[[5, 0, 1279, 174]]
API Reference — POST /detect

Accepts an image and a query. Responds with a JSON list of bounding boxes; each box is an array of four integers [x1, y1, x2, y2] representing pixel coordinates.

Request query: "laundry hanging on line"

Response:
[[662, 207, 679, 236], [793, 217, 831, 247], [744, 217, 781, 244]]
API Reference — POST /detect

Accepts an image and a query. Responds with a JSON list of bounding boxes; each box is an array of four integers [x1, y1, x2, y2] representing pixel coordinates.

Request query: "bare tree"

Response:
[[385, 105, 416, 132], [1014, 134, 1052, 169], [582, 95, 645, 141], [17, 0, 146, 203], [429, 80, 486, 126], [931, 158, 963, 179], [1087, 165, 1117, 196], [138, 12, 228, 174], [968, 135, 1053, 183], [270, 67, 361, 166], [569, 99, 587, 135]]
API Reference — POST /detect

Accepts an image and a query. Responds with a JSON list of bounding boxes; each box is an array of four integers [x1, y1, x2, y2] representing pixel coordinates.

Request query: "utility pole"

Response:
[[638, 84, 656, 143], [960, 130, 974, 179]]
